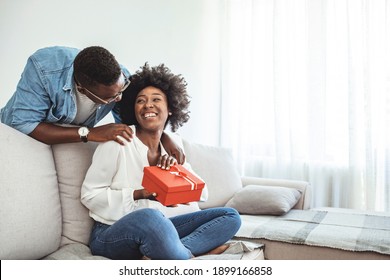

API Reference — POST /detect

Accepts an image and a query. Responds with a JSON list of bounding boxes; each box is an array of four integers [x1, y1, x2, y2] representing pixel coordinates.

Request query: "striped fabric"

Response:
[[236, 210, 390, 255]]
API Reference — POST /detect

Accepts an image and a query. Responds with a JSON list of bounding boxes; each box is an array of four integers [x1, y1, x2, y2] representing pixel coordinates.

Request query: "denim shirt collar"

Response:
[[63, 66, 75, 93]]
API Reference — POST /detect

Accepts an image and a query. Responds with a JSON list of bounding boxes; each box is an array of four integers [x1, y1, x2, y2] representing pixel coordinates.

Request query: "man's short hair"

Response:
[[73, 46, 121, 87]]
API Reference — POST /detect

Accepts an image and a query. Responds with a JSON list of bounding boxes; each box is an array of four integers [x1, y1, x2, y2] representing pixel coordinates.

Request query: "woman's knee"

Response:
[[223, 207, 242, 231], [228, 207, 240, 217], [203, 207, 241, 234]]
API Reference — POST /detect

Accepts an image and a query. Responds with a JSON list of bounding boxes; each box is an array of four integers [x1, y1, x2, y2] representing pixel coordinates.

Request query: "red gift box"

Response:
[[142, 164, 205, 206]]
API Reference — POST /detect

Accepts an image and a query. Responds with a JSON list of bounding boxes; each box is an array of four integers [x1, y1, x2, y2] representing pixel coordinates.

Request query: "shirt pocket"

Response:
[[46, 105, 63, 123]]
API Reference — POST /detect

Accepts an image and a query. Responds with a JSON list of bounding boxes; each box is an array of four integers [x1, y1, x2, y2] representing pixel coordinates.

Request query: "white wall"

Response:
[[0, 0, 223, 146]]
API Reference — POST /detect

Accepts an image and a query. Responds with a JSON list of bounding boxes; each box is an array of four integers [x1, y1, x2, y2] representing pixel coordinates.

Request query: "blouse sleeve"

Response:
[[80, 141, 136, 222]]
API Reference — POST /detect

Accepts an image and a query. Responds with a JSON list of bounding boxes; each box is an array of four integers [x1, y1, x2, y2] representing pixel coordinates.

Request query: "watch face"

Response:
[[79, 127, 89, 136]]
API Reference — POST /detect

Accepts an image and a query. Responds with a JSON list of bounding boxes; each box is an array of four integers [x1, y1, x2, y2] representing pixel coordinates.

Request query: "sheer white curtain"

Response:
[[220, 0, 390, 211]]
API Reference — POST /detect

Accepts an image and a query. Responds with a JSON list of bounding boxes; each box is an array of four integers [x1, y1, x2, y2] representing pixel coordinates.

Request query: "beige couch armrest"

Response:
[[241, 176, 312, 210]]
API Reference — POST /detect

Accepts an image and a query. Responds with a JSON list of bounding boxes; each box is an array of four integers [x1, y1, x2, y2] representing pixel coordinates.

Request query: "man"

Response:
[[0, 46, 183, 161]]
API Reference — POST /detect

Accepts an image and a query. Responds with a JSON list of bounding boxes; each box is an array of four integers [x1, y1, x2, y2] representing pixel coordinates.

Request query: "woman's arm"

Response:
[[80, 141, 138, 221], [160, 132, 185, 164]]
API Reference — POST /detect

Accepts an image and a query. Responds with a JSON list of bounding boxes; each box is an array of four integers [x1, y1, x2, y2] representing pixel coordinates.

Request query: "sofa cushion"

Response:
[[43, 244, 108, 260], [52, 141, 98, 246], [225, 185, 301, 215], [0, 123, 61, 259], [182, 139, 242, 209]]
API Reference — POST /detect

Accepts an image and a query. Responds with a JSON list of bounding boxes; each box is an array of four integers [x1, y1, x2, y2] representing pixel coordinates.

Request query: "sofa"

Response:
[[1, 122, 389, 260]]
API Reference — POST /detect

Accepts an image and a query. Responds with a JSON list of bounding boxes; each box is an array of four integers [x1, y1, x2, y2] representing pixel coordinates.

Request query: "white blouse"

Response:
[[81, 125, 208, 225]]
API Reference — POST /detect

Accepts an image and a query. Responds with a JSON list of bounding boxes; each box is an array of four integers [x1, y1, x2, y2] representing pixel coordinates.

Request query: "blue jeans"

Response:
[[89, 207, 241, 260]]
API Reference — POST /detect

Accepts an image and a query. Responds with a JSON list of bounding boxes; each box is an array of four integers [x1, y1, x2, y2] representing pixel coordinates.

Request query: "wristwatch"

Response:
[[78, 127, 90, 143]]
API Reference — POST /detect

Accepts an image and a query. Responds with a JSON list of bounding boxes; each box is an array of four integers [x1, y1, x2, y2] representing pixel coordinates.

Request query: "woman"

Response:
[[81, 63, 241, 260]]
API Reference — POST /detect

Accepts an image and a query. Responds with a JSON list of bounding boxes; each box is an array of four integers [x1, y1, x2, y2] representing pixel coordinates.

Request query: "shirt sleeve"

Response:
[[80, 141, 137, 222], [10, 57, 53, 134]]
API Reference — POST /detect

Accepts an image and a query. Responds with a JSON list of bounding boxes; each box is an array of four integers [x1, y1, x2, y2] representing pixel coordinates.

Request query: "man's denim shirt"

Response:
[[0, 46, 129, 135]]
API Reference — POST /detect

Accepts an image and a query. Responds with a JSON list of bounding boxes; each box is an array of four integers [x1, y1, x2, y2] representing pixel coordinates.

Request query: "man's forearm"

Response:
[[29, 122, 134, 145], [29, 123, 82, 145]]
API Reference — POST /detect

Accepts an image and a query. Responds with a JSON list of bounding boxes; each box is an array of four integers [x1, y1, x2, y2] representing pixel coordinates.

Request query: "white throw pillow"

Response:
[[225, 185, 302, 215], [52, 141, 98, 246], [0, 124, 61, 259], [183, 139, 242, 209]]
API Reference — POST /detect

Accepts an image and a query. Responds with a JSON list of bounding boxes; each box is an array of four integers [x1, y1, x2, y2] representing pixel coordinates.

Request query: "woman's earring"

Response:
[[168, 112, 172, 116]]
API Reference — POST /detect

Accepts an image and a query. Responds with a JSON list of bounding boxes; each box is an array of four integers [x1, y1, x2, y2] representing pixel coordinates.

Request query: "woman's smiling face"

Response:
[[135, 86, 169, 131]]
